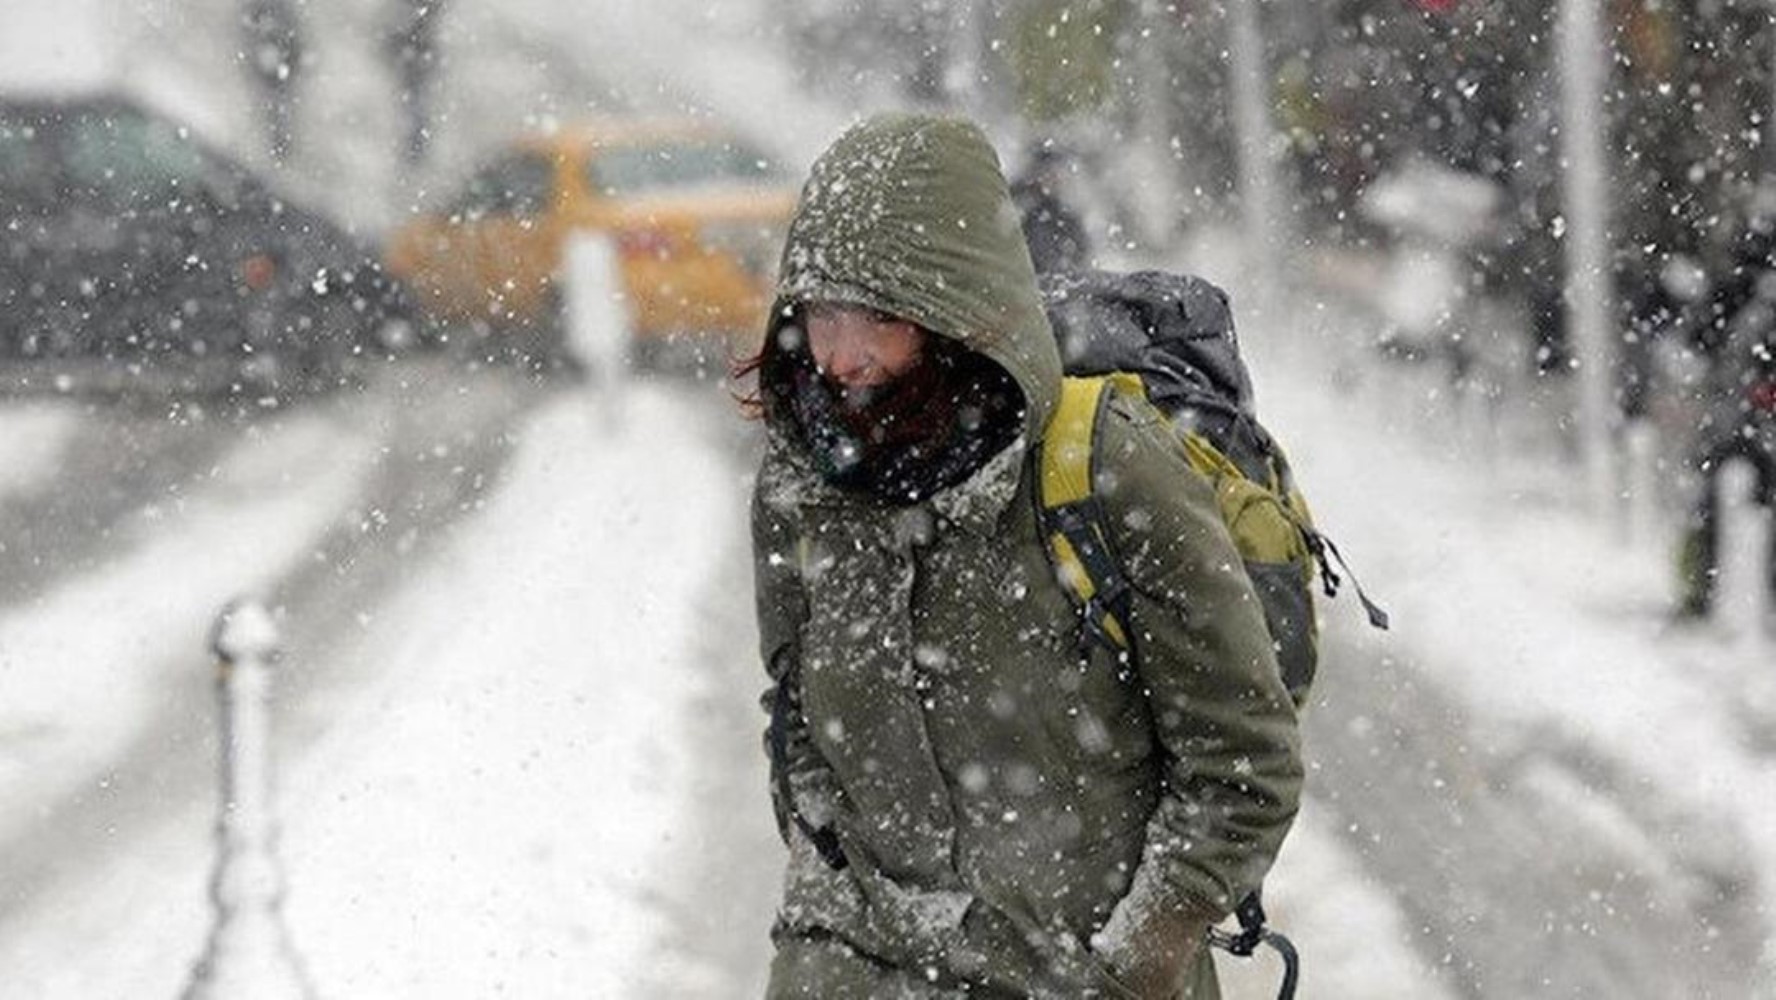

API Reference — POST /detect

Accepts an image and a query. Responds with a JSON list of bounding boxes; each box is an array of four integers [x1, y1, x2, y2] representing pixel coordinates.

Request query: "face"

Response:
[[805, 303, 927, 388]]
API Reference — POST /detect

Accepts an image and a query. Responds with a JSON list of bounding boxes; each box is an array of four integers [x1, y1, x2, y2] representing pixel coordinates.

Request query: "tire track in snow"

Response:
[[0, 397, 245, 608], [266, 362, 549, 748], [0, 360, 551, 935], [1307, 617, 1762, 999]]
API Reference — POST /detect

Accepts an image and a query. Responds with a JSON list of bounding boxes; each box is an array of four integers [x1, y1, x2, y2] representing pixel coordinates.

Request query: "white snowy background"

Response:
[[2, 0, 1773, 997]]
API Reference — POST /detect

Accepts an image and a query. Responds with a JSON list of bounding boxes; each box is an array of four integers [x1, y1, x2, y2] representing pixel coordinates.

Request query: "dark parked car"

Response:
[[0, 92, 410, 394]]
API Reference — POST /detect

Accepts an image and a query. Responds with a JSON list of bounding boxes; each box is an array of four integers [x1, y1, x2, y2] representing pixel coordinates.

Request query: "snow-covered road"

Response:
[[0, 363, 780, 996], [4, 329, 1774, 997], [9, 0, 1775, 993]]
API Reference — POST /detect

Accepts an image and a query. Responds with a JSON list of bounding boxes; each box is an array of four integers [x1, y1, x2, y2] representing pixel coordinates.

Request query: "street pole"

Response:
[[183, 599, 315, 1000], [1719, 462, 1776, 651], [1129, 0, 1185, 252], [943, 0, 983, 117], [1557, 0, 1619, 516], [1769, 1, 1776, 176], [1227, 0, 1286, 332]]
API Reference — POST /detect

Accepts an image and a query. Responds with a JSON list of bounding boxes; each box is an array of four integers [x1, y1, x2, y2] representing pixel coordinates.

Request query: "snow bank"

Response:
[[0, 408, 381, 849]]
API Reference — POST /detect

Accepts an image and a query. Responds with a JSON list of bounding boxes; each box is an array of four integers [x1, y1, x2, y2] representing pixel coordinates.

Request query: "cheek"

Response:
[[879, 332, 927, 374], [806, 327, 839, 369]]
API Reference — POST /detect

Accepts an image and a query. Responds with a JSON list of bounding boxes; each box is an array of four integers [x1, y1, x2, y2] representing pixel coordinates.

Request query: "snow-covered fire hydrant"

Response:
[[182, 598, 317, 1000]]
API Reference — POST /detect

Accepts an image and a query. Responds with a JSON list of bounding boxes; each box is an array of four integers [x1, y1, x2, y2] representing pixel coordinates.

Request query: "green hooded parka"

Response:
[[752, 113, 1302, 999]]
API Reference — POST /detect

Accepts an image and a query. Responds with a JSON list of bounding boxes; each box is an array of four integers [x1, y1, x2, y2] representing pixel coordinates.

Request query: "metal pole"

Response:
[[1129, 0, 1184, 250], [1557, 0, 1618, 515], [184, 599, 316, 1000], [1769, 4, 1776, 175], [1227, 0, 1286, 330], [943, 0, 983, 115], [1719, 462, 1775, 649]]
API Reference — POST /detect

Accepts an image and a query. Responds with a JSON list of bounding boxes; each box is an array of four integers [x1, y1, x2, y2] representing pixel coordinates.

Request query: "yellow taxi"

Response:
[[385, 118, 798, 358]]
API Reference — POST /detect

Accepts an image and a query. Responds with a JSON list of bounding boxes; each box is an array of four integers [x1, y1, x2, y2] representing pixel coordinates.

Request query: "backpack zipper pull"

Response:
[[1306, 529, 1390, 631]]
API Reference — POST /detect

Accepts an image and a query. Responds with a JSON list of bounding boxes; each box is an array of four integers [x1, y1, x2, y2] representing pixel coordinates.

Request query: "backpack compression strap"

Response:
[[1039, 375, 1146, 656]]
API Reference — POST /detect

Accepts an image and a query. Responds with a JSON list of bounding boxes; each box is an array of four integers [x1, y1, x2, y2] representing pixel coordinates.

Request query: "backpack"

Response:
[[1038, 269, 1388, 706], [1037, 270, 1387, 999]]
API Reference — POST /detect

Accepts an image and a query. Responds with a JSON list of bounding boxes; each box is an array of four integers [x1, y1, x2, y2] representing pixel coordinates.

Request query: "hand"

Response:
[[954, 901, 1125, 998], [1098, 938, 1200, 999], [1090, 906, 1212, 1000]]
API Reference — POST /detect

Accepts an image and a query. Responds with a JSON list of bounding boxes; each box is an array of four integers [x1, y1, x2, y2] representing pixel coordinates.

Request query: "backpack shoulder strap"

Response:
[[1038, 374, 1146, 657]]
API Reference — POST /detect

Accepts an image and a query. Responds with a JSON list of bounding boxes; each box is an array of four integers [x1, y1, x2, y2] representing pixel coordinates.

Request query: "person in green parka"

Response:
[[748, 112, 1302, 999]]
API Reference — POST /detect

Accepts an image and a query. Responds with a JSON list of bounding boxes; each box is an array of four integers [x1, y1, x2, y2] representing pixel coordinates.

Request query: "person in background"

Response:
[[742, 112, 1301, 998], [1675, 208, 1776, 618], [1010, 141, 1089, 275]]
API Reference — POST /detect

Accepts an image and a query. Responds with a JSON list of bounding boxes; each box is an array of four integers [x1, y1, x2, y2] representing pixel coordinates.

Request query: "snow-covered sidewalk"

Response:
[[1241, 292, 1776, 994]]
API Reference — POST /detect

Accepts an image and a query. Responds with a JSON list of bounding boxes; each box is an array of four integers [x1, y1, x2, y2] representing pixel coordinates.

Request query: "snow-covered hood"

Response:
[[766, 112, 1061, 442]]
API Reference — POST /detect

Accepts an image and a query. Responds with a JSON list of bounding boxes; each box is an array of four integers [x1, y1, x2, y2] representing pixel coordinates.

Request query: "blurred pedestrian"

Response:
[[1615, 250, 1689, 422], [743, 112, 1301, 998], [1675, 213, 1776, 618], [1010, 142, 1089, 274]]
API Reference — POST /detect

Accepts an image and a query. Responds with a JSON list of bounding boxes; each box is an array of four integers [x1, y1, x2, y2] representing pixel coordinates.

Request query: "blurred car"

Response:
[[384, 117, 797, 363], [0, 92, 411, 393]]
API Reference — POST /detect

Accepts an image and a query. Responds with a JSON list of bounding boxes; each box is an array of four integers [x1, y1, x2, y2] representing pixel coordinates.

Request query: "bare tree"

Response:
[[385, 0, 448, 165], [239, 0, 306, 161]]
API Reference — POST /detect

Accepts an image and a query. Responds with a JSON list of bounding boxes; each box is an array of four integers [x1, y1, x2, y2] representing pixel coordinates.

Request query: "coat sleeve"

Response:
[[1092, 394, 1304, 925], [751, 473, 843, 839]]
